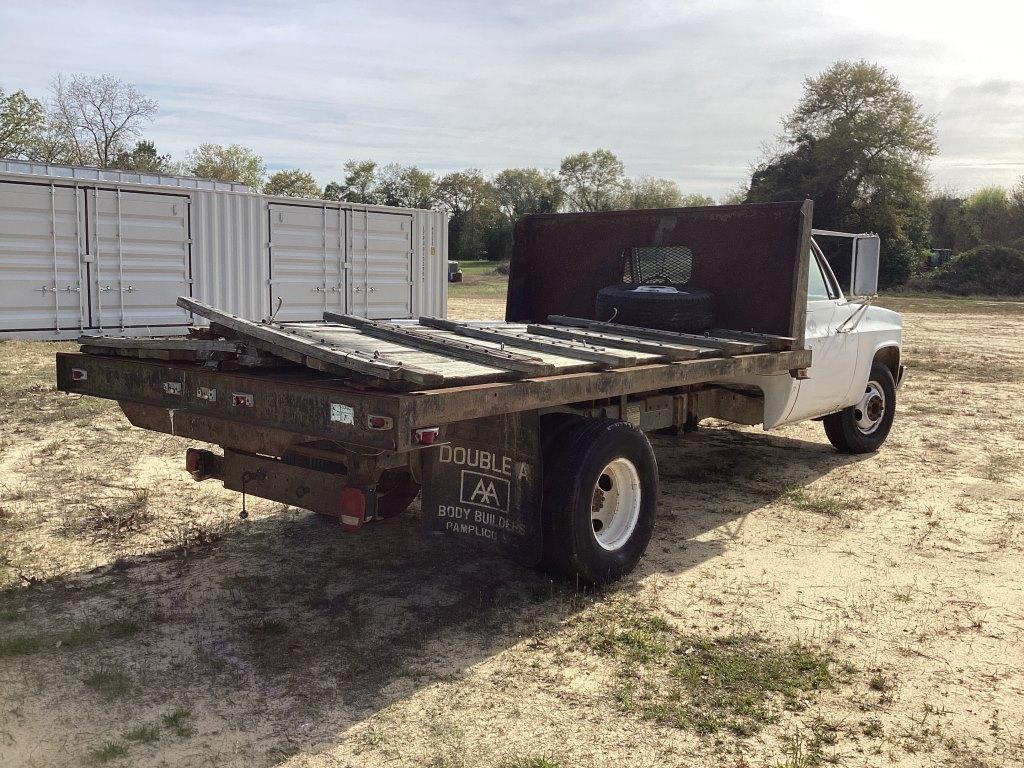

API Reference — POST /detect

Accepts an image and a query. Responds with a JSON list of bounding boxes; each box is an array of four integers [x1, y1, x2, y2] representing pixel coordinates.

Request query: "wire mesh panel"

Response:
[[622, 246, 693, 285]]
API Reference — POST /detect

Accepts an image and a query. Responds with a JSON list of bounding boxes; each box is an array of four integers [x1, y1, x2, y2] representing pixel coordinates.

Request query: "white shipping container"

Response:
[[0, 162, 449, 340]]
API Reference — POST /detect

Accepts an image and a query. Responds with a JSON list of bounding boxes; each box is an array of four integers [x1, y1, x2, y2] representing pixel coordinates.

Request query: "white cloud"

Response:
[[1, 0, 1021, 194]]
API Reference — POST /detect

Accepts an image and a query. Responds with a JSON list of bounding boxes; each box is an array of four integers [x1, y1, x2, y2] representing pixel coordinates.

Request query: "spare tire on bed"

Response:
[[595, 284, 715, 333]]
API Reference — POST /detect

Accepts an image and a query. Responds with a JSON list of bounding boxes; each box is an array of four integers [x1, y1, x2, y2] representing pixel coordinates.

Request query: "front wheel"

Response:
[[540, 418, 658, 586], [823, 362, 897, 454]]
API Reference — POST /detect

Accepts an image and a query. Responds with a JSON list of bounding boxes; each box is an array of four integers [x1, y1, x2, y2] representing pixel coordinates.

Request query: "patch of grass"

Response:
[[0, 634, 41, 657], [586, 603, 834, 737], [982, 453, 1015, 482], [124, 724, 161, 744], [161, 708, 194, 738], [778, 729, 822, 768], [84, 668, 133, 700], [783, 486, 862, 517], [85, 741, 128, 764], [249, 617, 290, 637], [868, 673, 892, 692], [59, 618, 140, 649], [503, 758, 562, 768], [77, 491, 153, 537], [588, 611, 669, 662], [861, 718, 884, 738], [267, 744, 301, 763]]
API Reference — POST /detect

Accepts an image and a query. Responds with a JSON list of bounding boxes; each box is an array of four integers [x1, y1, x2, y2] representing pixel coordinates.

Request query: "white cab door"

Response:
[[349, 211, 413, 319], [786, 248, 860, 421], [0, 182, 85, 331], [268, 203, 346, 322]]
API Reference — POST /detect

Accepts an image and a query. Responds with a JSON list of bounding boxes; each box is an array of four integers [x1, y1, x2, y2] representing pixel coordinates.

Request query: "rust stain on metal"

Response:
[[505, 200, 812, 339]]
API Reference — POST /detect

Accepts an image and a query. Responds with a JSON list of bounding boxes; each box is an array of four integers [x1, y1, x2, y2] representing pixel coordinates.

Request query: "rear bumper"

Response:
[[896, 364, 907, 389]]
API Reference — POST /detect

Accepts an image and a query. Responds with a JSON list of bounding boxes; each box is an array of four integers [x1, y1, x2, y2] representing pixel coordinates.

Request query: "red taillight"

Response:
[[185, 448, 217, 480], [367, 414, 393, 430], [185, 448, 202, 473], [414, 427, 440, 445], [339, 487, 366, 531]]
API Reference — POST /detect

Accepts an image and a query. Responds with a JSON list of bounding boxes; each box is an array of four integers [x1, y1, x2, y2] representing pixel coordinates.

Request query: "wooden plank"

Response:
[[322, 312, 555, 377], [289, 324, 518, 383], [78, 335, 239, 353], [177, 297, 443, 386], [525, 324, 715, 361], [707, 328, 795, 351], [416, 316, 638, 368], [402, 349, 813, 428], [546, 315, 763, 354], [81, 345, 199, 362], [402, 327, 605, 372]]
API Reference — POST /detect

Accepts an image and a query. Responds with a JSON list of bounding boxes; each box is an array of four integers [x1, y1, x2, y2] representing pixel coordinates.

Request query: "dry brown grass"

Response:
[[0, 297, 1022, 767]]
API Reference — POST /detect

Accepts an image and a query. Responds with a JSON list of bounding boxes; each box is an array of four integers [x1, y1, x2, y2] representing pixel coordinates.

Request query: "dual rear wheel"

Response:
[[540, 417, 658, 586]]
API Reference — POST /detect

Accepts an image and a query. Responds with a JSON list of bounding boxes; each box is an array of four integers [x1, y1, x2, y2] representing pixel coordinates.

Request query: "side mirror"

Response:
[[851, 235, 880, 297]]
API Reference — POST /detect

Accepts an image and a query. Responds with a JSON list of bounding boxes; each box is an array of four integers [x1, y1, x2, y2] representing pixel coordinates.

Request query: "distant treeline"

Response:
[[3, 66, 1023, 292]]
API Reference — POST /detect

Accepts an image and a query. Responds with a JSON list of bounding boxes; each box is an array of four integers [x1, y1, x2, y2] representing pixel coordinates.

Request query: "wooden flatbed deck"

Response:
[[59, 297, 810, 453]]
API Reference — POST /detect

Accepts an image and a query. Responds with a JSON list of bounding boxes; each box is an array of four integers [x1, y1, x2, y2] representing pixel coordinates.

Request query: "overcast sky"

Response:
[[2, 0, 1021, 197]]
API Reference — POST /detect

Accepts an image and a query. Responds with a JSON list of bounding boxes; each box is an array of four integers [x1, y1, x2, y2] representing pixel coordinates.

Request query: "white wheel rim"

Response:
[[854, 380, 886, 435], [590, 457, 642, 551]]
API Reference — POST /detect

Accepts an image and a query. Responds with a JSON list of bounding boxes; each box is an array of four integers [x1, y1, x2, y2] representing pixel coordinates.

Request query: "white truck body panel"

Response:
[[723, 235, 902, 430]]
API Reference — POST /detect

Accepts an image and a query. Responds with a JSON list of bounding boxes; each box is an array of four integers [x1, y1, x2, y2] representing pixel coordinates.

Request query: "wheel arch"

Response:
[[872, 344, 901, 382]]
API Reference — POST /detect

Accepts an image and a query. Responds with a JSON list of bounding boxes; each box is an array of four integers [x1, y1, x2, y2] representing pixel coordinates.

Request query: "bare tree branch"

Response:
[[49, 73, 157, 167]]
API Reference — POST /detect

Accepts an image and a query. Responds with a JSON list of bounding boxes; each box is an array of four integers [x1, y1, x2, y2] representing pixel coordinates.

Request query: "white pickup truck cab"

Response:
[[728, 230, 905, 454]]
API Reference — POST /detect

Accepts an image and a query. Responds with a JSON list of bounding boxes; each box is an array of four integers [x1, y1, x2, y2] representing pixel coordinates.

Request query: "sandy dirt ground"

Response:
[[1, 295, 1022, 768]]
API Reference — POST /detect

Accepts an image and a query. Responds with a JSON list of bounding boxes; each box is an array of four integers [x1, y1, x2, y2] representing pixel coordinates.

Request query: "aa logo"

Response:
[[471, 478, 499, 506], [460, 470, 510, 512]]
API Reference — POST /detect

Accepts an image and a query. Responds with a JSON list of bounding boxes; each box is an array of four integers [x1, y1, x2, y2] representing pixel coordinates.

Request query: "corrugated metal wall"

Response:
[[0, 167, 449, 339], [189, 191, 268, 323]]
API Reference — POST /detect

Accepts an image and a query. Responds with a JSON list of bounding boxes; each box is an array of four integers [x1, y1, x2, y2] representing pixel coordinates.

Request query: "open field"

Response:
[[2, 288, 1023, 767]]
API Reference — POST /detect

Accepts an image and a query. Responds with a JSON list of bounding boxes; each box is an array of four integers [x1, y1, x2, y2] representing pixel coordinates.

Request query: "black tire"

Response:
[[540, 418, 658, 586], [823, 362, 897, 454], [595, 283, 715, 333]]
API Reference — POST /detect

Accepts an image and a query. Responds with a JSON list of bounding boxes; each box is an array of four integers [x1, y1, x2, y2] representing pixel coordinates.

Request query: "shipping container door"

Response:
[[0, 182, 85, 331], [268, 203, 345, 322], [86, 189, 191, 330], [350, 211, 413, 319]]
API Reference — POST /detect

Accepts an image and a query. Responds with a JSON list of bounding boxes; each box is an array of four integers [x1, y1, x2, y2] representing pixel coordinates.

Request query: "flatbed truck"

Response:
[[55, 201, 904, 585]]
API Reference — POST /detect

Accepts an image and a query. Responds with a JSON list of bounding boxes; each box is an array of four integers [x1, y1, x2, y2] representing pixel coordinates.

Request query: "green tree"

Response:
[[965, 186, 1015, 245], [263, 168, 322, 198], [928, 192, 974, 251], [485, 168, 563, 260], [718, 187, 748, 206], [679, 193, 716, 207], [623, 177, 683, 209], [376, 163, 434, 209], [109, 140, 173, 173], [324, 159, 380, 203], [435, 169, 501, 260], [747, 60, 937, 287], [558, 149, 625, 211], [185, 143, 265, 189], [490, 168, 562, 223], [49, 73, 158, 167], [0, 87, 45, 159]]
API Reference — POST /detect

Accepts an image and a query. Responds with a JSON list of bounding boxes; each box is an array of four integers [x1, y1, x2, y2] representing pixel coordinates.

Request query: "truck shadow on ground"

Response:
[[0, 425, 865, 765]]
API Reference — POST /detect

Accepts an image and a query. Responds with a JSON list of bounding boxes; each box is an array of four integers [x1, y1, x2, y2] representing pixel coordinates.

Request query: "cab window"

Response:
[[807, 250, 832, 301]]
